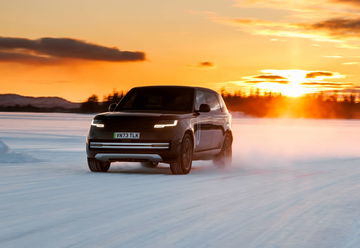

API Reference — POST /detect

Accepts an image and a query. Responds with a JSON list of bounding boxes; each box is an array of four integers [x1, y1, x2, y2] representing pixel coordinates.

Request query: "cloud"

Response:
[[243, 80, 264, 84], [0, 51, 58, 64], [307, 18, 360, 37], [222, 17, 360, 43], [198, 61, 215, 68], [270, 80, 289, 84], [237, 0, 360, 14], [0, 37, 145, 64], [331, 0, 360, 7], [234, 69, 348, 92], [245, 79, 289, 84], [305, 83, 356, 91], [211, 16, 344, 43], [306, 71, 334, 78], [301, 82, 353, 88], [206, 2, 360, 48], [240, 72, 290, 85], [254, 74, 287, 80]]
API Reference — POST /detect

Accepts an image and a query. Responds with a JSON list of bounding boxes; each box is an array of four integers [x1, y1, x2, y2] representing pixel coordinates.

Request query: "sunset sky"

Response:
[[1, 0, 360, 102]]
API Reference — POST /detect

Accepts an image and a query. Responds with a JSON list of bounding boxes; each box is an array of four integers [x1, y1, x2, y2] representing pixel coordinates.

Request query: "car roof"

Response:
[[132, 85, 219, 94]]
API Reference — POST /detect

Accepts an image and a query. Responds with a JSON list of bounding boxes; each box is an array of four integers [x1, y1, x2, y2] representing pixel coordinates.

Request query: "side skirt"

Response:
[[193, 148, 221, 161]]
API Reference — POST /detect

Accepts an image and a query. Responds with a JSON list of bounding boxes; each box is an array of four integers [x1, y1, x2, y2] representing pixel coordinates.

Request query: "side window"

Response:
[[195, 90, 206, 111], [218, 94, 228, 112], [205, 91, 221, 112], [121, 91, 137, 109]]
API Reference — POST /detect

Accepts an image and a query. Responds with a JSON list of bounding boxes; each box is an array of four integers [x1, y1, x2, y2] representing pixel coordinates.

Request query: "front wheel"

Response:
[[170, 133, 193, 175], [213, 133, 232, 168], [88, 158, 110, 172]]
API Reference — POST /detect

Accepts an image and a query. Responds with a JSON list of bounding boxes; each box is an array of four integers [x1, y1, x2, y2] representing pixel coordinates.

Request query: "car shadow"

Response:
[[107, 163, 170, 175], [108, 167, 171, 175], [106, 162, 218, 175]]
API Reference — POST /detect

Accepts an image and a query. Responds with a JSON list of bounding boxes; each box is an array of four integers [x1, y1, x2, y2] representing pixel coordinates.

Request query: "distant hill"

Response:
[[0, 94, 80, 109]]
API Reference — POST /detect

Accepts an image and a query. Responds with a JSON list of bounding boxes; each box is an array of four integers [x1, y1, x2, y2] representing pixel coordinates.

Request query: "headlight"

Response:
[[91, 119, 105, 128], [154, 120, 178, 128]]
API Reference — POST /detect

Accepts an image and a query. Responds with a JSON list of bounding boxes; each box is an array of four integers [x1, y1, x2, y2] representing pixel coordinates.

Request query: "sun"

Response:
[[256, 82, 306, 97], [282, 84, 305, 97], [283, 71, 307, 97], [261, 69, 308, 97]]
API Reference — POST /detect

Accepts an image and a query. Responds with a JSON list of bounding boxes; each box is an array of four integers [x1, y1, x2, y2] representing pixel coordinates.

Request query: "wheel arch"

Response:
[[184, 129, 195, 143]]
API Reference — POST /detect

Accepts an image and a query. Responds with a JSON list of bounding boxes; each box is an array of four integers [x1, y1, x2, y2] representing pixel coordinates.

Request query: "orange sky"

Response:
[[1, 0, 360, 102]]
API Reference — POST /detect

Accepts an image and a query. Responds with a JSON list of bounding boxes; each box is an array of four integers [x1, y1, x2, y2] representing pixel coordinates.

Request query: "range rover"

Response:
[[86, 86, 232, 174]]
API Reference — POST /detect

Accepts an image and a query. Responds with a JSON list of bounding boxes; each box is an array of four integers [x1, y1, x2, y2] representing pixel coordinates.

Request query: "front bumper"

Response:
[[89, 141, 170, 150], [86, 134, 181, 163], [86, 139, 181, 163]]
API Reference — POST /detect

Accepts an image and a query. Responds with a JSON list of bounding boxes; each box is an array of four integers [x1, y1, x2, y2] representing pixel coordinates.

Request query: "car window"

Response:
[[195, 89, 222, 112], [195, 90, 206, 111], [218, 95, 227, 112], [117, 87, 194, 112], [205, 91, 222, 112]]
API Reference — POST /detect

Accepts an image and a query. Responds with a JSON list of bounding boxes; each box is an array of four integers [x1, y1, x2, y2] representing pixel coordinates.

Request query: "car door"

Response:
[[204, 91, 225, 149], [193, 89, 212, 152]]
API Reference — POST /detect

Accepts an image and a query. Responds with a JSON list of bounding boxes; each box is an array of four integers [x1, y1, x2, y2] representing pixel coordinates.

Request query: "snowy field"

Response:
[[0, 112, 359, 248]]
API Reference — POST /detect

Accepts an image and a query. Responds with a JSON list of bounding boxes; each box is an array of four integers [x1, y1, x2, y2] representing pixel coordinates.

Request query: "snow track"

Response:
[[0, 112, 359, 248]]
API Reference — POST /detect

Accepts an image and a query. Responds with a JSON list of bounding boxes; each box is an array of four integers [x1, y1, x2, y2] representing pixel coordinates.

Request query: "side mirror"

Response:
[[199, 104, 210, 113], [108, 103, 117, 112]]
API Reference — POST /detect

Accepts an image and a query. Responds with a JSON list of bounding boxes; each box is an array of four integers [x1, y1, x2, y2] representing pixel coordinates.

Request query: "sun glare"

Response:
[[283, 70, 307, 97], [282, 84, 306, 97], [252, 69, 325, 97]]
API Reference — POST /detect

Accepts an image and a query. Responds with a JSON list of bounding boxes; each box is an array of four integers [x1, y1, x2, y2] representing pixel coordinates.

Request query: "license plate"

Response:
[[113, 132, 140, 139]]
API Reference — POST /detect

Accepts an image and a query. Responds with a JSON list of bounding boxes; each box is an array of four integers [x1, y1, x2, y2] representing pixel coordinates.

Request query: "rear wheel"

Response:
[[213, 133, 232, 168], [170, 133, 193, 175], [141, 161, 159, 168], [87, 158, 110, 172]]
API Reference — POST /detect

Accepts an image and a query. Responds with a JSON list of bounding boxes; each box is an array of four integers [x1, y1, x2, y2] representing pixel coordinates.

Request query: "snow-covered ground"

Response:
[[0, 112, 359, 248]]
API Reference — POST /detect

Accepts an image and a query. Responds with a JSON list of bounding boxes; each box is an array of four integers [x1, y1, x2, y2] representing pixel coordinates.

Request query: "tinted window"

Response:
[[195, 90, 206, 111], [116, 87, 194, 112], [195, 90, 221, 112], [218, 95, 227, 112]]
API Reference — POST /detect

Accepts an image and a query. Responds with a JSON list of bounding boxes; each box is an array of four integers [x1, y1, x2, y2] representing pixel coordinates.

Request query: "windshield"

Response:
[[116, 87, 194, 112]]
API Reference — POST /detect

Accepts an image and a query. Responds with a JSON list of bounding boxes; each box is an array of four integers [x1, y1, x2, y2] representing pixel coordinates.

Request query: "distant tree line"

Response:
[[79, 90, 124, 113], [1, 89, 360, 119], [221, 89, 360, 119]]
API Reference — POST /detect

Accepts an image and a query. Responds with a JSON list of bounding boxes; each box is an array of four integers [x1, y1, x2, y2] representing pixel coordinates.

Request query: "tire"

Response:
[[170, 133, 194, 175], [87, 158, 111, 172], [141, 161, 159, 168], [213, 132, 232, 168]]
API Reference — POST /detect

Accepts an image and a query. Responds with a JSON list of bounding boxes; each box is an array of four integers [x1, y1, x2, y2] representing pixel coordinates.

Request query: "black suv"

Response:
[[86, 86, 232, 174]]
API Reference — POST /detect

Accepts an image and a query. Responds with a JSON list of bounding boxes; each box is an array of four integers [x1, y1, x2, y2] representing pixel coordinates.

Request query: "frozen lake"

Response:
[[0, 112, 359, 248]]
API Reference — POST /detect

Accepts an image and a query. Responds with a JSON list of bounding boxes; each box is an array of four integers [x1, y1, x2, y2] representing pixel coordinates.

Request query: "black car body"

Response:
[[86, 86, 232, 174]]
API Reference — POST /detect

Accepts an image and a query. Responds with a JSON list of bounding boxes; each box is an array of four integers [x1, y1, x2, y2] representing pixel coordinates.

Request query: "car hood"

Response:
[[94, 111, 192, 120]]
